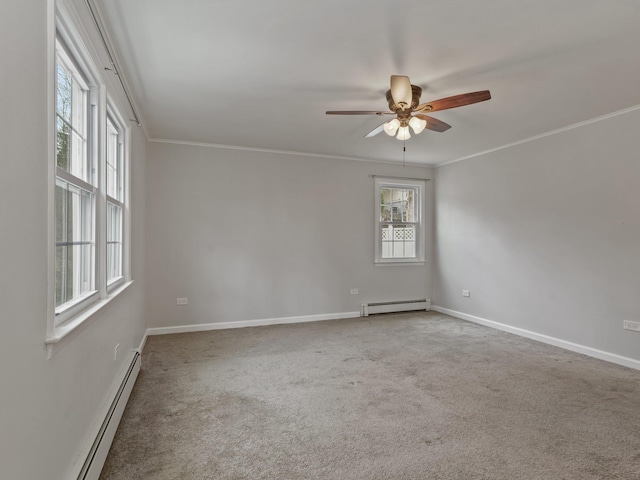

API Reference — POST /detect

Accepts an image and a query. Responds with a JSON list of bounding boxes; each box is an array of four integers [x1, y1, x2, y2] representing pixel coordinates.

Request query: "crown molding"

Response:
[[148, 138, 434, 168], [437, 103, 640, 168]]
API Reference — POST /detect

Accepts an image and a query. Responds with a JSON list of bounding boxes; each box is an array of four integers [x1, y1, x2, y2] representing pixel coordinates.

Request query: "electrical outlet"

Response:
[[623, 320, 640, 332], [114, 344, 120, 361], [350, 289, 359, 295], [176, 298, 188, 305], [462, 290, 470, 297]]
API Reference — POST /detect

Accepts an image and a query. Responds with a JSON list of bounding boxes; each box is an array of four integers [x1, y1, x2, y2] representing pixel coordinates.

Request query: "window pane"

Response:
[[404, 189, 415, 222], [55, 179, 94, 309], [380, 187, 416, 223], [106, 117, 120, 199], [392, 189, 403, 222], [56, 244, 93, 307], [70, 130, 87, 180], [55, 51, 91, 184], [107, 202, 123, 282], [56, 117, 71, 171], [56, 62, 72, 122], [381, 224, 416, 259], [380, 188, 392, 221]]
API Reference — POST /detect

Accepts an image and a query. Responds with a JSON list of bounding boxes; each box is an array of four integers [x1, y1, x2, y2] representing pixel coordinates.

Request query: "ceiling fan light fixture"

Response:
[[390, 75, 412, 110], [409, 116, 427, 134], [384, 118, 400, 136], [396, 126, 411, 141]]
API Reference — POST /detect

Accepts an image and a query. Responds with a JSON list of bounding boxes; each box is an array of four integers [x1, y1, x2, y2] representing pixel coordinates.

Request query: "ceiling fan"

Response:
[[326, 75, 491, 140]]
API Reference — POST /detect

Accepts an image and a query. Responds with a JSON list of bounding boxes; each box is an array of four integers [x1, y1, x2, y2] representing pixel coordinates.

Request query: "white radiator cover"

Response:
[[361, 299, 431, 316], [77, 351, 141, 480]]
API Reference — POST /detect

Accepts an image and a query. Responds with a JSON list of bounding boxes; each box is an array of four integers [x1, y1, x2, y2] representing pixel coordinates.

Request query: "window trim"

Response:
[[46, 0, 132, 352], [374, 177, 426, 265], [53, 28, 100, 326], [105, 102, 128, 291]]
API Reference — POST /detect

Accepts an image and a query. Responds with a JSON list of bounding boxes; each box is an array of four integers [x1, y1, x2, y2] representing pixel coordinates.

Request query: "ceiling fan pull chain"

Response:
[[403, 140, 406, 167]]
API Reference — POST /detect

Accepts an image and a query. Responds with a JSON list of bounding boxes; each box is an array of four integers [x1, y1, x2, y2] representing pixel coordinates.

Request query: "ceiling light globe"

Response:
[[383, 118, 400, 136], [409, 116, 427, 134], [396, 126, 411, 141]]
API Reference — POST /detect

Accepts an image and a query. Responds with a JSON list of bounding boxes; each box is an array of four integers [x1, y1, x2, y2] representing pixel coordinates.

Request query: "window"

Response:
[[49, 13, 131, 336], [55, 38, 97, 317], [106, 112, 125, 285], [374, 177, 425, 264]]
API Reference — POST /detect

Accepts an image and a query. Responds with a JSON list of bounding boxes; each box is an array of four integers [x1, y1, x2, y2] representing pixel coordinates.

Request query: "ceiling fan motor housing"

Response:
[[386, 85, 423, 112]]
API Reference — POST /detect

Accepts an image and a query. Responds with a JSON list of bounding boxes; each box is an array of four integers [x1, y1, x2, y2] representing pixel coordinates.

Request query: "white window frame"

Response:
[[105, 105, 128, 290], [53, 28, 100, 325], [46, 1, 132, 351], [374, 177, 425, 265]]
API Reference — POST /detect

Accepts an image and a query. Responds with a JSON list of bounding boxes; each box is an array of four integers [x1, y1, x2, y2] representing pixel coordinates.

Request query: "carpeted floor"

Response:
[[100, 312, 640, 480]]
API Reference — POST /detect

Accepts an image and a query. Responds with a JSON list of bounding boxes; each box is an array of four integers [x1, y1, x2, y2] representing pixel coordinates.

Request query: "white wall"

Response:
[[0, 1, 147, 478], [5, 2, 637, 477], [146, 142, 433, 328], [433, 108, 640, 362]]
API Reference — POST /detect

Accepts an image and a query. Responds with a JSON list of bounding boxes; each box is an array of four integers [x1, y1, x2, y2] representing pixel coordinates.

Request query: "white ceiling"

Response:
[[99, 0, 640, 165]]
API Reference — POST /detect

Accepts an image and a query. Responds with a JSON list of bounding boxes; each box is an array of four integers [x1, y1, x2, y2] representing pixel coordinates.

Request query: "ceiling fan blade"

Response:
[[364, 122, 387, 138], [390, 75, 412, 109], [326, 110, 394, 115], [414, 114, 451, 133], [416, 90, 491, 113]]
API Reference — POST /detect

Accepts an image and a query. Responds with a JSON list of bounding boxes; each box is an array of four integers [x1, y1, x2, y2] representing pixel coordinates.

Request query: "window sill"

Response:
[[46, 280, 134, 351], [55, 289, 99, 321], [107, 275, 125, 291], [375, 261, 425, 267]]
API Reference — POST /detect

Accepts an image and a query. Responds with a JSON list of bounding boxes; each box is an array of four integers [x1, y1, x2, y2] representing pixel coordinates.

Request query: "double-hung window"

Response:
[[50, 11, 131, 338], [374, 177, 425, 265], [54, 38, 97, 318], [106, 112, 125, 286]]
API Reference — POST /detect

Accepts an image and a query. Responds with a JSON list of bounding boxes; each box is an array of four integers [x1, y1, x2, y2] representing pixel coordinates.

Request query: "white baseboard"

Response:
[[146, 311, 362, 336], [432, 306, 640, 371]]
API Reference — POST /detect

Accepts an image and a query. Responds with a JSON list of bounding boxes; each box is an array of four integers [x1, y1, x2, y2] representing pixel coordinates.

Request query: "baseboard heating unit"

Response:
[[77, 351, 141, 480], [362, 299, 431, 316]]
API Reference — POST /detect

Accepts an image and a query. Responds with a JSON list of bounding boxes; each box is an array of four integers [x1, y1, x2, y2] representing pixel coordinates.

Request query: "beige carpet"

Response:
[[100, 312, 640, 479]]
